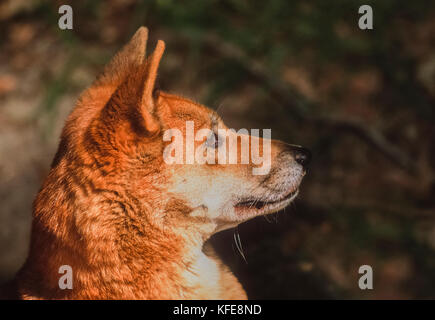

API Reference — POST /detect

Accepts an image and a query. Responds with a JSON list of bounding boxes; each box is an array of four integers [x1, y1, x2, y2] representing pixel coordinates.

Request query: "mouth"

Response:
[[234, 188, 299, 218]]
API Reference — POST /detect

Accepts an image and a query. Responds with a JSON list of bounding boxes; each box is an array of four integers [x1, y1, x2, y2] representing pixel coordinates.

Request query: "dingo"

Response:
[[7, 27, 311, 299]]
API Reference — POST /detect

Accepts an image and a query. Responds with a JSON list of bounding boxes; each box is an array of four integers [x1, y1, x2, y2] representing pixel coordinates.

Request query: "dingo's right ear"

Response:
[[129, 40, 165, 135], [141, 40, 165, 116], [96, 26, 148, 87]]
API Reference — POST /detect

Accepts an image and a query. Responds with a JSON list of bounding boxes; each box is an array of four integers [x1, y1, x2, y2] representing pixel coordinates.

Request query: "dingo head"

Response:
[[54, 27, 311, 244]]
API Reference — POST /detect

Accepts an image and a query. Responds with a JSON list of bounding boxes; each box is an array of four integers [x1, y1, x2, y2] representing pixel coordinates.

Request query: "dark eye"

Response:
[[206, 131, 222, 149]]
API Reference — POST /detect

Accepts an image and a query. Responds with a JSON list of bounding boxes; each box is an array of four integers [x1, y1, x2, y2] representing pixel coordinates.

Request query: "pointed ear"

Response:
[[96, 27, 148, 86], [97, 29, 165, 136], [142, 40, 165, 111], [138, 40, 165, 133]]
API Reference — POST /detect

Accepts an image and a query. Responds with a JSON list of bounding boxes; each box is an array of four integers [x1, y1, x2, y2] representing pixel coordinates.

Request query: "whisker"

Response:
[[263, 214, 273, 223], [279, 141, 303, 148], [214, 102, 225, 116], [234, 228, 247, 264], [273, 212, 279, 223]]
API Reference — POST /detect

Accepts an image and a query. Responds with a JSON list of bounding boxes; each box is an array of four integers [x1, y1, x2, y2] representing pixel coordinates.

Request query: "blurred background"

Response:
[[0, 0, 434, 299]]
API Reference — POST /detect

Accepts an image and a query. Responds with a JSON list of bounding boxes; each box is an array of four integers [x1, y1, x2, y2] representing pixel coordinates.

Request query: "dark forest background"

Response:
[[0, 0, 434, 299]]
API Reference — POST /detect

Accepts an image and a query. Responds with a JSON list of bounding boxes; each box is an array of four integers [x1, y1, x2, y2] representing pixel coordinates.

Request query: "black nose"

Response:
[[290, 145, 311, 168]]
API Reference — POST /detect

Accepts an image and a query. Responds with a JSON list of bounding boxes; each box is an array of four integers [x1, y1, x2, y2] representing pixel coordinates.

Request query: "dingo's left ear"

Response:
[[96, 26, 149, 87], [100, 32, 165, 135]]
